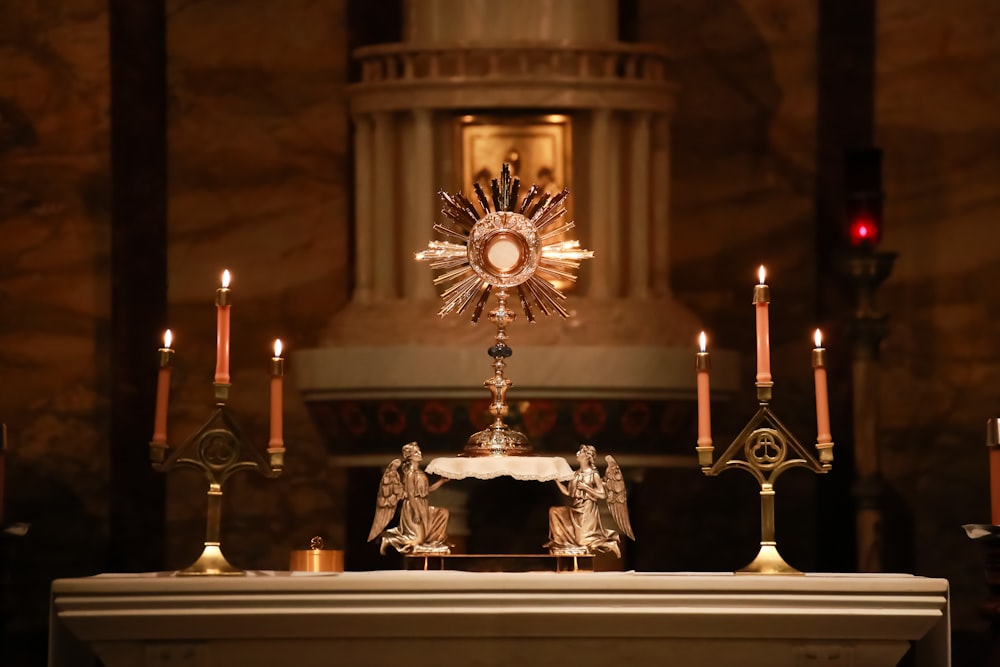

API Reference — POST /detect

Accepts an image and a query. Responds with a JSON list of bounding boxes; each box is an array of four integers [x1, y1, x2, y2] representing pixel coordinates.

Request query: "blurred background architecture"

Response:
[[1, 0, 999, 664]]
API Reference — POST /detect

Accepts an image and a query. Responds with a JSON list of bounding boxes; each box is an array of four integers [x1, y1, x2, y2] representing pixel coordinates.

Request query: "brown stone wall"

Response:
[[163, 0, 351, 570], [0, 0, 111, 644], [639, 0, 819, 427], [637, 0, 822, 571], [876, 0, 1000, 631]]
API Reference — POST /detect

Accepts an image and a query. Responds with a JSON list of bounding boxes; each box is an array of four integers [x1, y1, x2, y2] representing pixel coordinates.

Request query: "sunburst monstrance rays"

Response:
[[415, 163, 593, 323]]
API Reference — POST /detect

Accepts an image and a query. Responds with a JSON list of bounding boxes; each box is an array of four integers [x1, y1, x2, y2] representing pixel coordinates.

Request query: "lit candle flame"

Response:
[[163, 329, 173, 349], [699, 331, 707, 353], [273, 339, 283, 358], [758, 265, 766, 285], [814, 328, 823, 348], [221, 269, 231, 288]]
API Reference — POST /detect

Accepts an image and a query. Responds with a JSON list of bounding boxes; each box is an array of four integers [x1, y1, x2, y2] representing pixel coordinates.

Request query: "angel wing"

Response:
[[604, 455, 635, 541], [367, 458, 403, 541]]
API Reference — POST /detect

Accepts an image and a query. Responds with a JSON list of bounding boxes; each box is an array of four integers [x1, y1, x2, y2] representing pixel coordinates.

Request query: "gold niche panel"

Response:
[[456, 114, 572, 221]]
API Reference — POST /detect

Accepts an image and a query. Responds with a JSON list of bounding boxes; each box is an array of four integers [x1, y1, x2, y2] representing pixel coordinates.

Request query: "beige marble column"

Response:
[[372, 111, 396, 300], [353, 114, 374, 304], [405, 108, 436, 300], [605, 114, 622, 297], [404, 0, 618, 42], [650, 114, 671, 296], [588, 108, 612, 298], [628, 111, 651, 299]]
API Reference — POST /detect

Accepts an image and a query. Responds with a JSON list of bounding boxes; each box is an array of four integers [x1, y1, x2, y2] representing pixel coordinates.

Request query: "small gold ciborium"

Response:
[[289, 537, 344, 573]]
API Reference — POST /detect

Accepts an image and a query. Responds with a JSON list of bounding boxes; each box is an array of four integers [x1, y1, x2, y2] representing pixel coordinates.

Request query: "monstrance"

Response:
[[366, 164, 636, 567], [416, 163, 592, 482]]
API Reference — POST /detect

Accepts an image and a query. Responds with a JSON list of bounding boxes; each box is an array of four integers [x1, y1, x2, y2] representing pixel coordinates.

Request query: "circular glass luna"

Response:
[[467, 211, 541, 287], [484, 233, 525, 272]]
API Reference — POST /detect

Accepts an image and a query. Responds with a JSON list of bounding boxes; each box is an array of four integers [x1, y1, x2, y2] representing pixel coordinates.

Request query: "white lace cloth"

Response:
[[426, 456, 573, 481]]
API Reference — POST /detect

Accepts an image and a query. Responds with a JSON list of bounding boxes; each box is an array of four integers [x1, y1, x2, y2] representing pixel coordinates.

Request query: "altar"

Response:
[[50, 571, 950, 667]]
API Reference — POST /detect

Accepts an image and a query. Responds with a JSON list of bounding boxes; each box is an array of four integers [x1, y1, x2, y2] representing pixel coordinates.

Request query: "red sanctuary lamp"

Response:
[[844, 148, 884, 249], [848, 214, 880, 248]]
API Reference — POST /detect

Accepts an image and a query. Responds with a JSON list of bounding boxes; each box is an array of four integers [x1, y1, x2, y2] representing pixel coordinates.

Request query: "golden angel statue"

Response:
[[367, 442, 451, 555], [544, 445, 635, 557]]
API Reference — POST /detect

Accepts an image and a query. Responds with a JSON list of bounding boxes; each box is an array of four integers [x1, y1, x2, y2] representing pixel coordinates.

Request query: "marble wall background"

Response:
[[163, 0, 350, 570], [639, 0, 821, 450], [636, 0, 824, 575], [0, 0, 112, 648], [875, 0, 1000, 631]]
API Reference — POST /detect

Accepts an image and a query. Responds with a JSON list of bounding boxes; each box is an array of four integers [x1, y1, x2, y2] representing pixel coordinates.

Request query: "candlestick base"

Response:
[[176, 542, 245, 576], [150, 405, 281, 575], [736, 541, 802, 575], [701, 404, 830, 574]]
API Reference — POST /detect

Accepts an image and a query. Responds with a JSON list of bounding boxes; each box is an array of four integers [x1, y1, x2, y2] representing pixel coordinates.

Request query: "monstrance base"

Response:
[[465, 425, 533, 457]]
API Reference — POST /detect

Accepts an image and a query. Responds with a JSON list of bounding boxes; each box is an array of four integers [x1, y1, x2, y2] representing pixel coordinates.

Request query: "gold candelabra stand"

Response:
[[149, 381, 283, 576], [698, 381, 833, 575]]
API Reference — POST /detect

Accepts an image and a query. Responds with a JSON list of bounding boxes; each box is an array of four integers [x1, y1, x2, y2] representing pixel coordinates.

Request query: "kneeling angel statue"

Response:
[[545, 444, 635, 557], [368, 442, 451, 555]]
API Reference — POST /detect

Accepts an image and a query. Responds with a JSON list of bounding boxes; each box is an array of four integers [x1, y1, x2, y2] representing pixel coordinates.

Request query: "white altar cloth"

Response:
[[49, 570, 950, 667], [427, 455, 574, 481]]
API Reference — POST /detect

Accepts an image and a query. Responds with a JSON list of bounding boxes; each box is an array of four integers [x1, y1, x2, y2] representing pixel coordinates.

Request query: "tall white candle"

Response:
[[152, 329, 174, 445], [753, 265, 771, 385], [696, 332, 712, 447], [812, 329, 831, 445], [269, 339, 285, 450], [215, 270, 231, 384], [988, 419, 1000, 524]]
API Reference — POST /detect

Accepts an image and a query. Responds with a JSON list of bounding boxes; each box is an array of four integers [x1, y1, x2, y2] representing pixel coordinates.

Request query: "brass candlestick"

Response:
[[698, 289, 833, 574], [149, 387, 282, 576], [700, 399, 831, 574]]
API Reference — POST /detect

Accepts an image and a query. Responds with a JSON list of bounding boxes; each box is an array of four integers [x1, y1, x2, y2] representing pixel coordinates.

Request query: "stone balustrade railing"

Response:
[[349, 42, 676, 112]]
